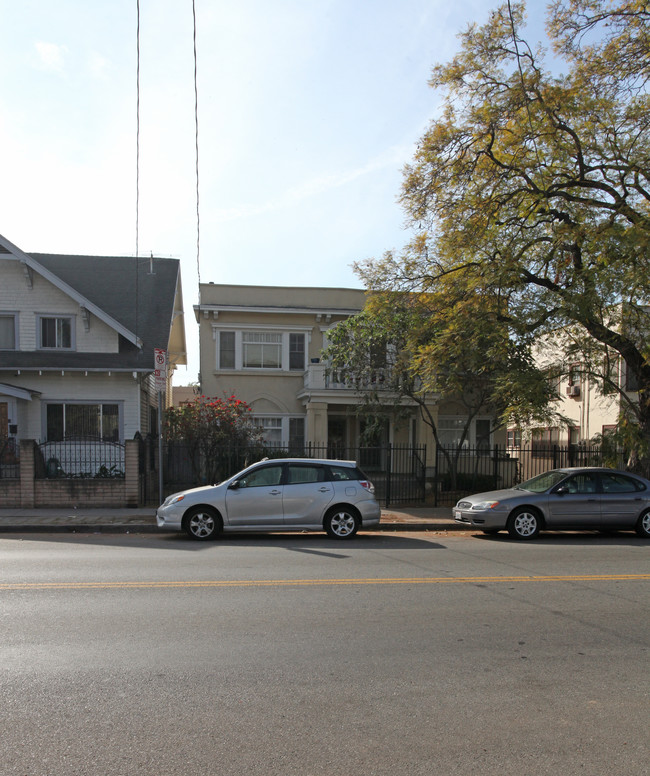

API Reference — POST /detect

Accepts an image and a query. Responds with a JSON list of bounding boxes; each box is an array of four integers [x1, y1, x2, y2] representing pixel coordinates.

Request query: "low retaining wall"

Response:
[[1, 440, 141, 508]]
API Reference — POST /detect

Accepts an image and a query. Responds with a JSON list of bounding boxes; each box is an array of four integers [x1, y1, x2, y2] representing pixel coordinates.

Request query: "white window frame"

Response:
[[253, 414, 305, 449], [37, 314, 75, 350], [213, 325, 310, 372]]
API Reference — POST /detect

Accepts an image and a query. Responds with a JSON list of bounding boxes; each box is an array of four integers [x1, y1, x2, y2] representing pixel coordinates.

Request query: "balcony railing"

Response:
[[304, 363, 392, 391]]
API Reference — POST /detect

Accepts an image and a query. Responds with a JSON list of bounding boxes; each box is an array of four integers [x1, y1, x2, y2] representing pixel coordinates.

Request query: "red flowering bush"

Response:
[[164, 395, 262, 483]]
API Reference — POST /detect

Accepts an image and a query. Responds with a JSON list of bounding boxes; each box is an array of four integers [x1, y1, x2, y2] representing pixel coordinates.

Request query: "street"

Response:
[[0, 530, 648, 775]]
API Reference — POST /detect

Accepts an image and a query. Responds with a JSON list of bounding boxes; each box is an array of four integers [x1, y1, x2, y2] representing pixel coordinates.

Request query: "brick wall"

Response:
[[6, 439, 141, 508]]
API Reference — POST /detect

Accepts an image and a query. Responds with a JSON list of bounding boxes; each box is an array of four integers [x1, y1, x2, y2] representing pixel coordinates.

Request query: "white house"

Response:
[[0, 233, 186, 458]]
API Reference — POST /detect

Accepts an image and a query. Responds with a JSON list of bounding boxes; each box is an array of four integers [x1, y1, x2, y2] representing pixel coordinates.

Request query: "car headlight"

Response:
[[163, 493, 186, 507], [471, 500, 501, 510]]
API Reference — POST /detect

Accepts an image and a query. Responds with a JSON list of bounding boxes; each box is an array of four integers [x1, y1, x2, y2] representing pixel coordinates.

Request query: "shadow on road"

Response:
[[0, 530, 444, 552]]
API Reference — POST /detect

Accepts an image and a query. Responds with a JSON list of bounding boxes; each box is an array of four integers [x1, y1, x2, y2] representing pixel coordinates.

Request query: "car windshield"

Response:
[[516, 470, 569, 493]]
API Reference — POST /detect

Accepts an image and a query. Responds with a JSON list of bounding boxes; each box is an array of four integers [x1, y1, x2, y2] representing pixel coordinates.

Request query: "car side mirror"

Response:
[[228, 480, 240, 490], [554, 485, 568, 495]]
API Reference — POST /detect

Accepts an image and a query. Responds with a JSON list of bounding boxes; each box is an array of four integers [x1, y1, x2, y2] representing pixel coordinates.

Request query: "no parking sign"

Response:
[[154, 348, 167, 392]]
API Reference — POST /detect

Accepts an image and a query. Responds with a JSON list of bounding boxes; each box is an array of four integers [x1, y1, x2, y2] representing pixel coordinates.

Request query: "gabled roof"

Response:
[[0, 234, 186, 372]]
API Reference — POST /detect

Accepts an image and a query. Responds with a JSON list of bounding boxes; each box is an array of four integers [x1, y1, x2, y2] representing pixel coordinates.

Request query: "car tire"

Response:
[[507, 507, 541, 540], [324, 507, 360, 539], [182, 506, 222, 541], [635, 510, 650, 539]]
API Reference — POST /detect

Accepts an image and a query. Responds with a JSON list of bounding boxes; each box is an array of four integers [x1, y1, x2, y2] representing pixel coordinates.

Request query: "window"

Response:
[[243, 332, 282, 368], [475, 419, 491, 454], [601, 472, 645, 494], [45, 403, 120, 441], [438, 417, 470, 449], [289, 333, 305, 371], [39, 316, 73, 349], [254, 417, 283, 446], [625, 361, 639, 392], [288, 417, 305, 451], [507, 428, 522, 448], [531, 427, 560, 457], [0, 314, 17, 349], [561, 472, 598, 494], [219, 331, 235, 369], [568, 362, 581, 386], [237, 464, 283, 488], [286, 465, 324, 484], [214, 329, 310, 371], [254, 416, 305, 450]]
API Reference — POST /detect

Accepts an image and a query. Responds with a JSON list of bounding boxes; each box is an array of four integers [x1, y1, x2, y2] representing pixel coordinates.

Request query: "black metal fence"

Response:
[[35, 439, 126, 479], [159, 442, 427, 506], [433, 443, 628, 506], [0, 438, 19, 479]]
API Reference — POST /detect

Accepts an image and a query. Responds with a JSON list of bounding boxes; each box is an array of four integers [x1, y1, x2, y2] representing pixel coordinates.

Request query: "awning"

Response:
[[0, 382, 41, 401]]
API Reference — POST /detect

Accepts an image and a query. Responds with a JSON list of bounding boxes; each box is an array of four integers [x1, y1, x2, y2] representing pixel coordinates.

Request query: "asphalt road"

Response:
[[0, 530, 648, 776]]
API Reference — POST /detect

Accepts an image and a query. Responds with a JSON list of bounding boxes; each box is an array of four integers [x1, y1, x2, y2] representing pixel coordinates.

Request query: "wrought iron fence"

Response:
[[433, 443, 628, 506], [0, 438, 19, 479], [36, 439, 126, 479], [160, 442, 427, 506]]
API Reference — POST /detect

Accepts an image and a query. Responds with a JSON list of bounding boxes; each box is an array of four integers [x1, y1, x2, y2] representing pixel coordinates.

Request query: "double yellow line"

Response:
[[1, 574, 648, 590]]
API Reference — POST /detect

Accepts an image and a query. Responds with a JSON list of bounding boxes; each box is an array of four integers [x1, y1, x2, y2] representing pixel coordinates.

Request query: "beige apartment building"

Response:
[[196, 283, 498, 471]]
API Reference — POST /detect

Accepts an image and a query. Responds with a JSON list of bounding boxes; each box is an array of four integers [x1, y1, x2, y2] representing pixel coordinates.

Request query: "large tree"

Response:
[[325, 276, 558, 481], [362, 0, 650, 470]]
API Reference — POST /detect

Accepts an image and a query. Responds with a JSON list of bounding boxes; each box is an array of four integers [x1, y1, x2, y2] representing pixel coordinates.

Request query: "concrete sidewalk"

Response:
[[0, 505, 468, 533]]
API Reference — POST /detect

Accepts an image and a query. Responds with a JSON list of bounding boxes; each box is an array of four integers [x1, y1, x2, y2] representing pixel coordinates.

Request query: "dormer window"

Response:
[[39, 315, 74, 350]]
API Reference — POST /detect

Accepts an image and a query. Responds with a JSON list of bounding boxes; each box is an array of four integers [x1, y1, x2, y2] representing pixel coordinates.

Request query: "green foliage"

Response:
[[358, 0, 650, 470]]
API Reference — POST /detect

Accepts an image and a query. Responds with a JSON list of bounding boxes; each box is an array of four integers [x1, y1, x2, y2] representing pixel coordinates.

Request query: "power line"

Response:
[[192, 0, 201, 288]]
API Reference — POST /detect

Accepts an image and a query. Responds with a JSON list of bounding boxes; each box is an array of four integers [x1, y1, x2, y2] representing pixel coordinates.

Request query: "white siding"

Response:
[[5, 372, 141, 441], [0, 258, 119, 353]]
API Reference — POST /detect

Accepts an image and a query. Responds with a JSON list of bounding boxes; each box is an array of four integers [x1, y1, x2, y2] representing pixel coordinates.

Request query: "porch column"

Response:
[[305, 401, 328, 447]]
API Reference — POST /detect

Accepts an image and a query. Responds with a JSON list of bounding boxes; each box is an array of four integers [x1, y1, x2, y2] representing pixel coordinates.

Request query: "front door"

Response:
[[225, 463, 284, 527]]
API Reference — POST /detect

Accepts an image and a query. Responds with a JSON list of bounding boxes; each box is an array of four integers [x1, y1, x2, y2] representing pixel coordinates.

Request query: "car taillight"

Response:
[[360, 480, 375, 493]]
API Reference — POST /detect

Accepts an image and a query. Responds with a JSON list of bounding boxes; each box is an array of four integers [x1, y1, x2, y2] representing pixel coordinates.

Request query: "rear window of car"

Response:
[[327, 465, 365, 482]]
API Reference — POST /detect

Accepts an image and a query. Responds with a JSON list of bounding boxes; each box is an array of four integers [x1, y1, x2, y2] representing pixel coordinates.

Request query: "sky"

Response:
[[0, 0, 550, 384]]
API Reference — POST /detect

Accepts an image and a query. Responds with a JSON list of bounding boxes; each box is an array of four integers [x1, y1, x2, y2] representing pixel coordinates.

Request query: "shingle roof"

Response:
[[4, 252, 182, 372]]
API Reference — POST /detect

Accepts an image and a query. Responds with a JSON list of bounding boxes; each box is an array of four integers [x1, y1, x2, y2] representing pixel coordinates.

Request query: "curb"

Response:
[[0, 521, 471, 535]]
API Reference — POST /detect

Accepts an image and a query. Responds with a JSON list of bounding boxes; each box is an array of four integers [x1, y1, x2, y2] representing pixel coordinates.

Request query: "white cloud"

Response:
[[34, 41, 68, 73]]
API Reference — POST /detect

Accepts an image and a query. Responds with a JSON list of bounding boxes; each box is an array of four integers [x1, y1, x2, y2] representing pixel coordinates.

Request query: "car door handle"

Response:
[[318, 487, 330, 492], [269, 489, 282, 495]]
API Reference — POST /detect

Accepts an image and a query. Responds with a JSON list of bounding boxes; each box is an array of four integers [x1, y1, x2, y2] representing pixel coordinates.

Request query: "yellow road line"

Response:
[[0, 574, 648, 590]]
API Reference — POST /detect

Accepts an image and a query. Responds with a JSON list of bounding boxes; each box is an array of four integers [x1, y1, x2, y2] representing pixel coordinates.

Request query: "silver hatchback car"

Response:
[[157, 458, 381, 540], [454, 467, 650, 540]]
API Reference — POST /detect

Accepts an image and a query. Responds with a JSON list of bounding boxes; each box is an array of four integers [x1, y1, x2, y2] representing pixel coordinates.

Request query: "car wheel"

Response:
[[507, 507, 541, 540], [635, 510, 650, 539], [182, 506, 222, 541], [325, 507, 360, 539]]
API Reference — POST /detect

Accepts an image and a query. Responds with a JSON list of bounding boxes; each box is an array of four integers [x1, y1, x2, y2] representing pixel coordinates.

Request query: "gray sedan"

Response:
[[453, 467, 650, 540]]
